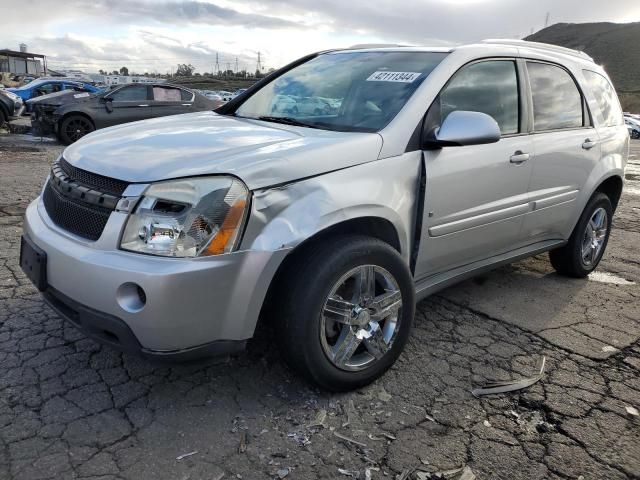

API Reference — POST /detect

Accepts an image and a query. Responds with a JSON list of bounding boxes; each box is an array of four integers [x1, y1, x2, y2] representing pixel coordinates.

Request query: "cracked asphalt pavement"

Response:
[[0, 134, 639, 480]]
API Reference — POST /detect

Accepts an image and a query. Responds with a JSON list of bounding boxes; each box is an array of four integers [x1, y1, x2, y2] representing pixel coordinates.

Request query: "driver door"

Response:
[[415, 59, 534, 278], [103, 85, 154, 127]]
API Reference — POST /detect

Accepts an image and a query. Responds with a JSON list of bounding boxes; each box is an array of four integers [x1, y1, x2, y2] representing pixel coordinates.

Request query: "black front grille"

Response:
[[59, 158, 128, 196], [43, 181, 112, 241]]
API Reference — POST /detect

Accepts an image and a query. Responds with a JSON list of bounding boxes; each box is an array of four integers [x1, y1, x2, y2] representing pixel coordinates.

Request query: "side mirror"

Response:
[[425, 111, 501, 148], [102, 97, 113, 113]]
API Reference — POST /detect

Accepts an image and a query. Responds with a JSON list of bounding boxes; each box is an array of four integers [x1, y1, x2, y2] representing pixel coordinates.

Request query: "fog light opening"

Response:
[[116, 282, 146, 313]]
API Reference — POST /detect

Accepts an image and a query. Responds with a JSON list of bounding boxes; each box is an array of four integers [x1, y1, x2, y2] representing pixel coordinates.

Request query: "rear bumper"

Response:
[[23, 197, 289, 355]]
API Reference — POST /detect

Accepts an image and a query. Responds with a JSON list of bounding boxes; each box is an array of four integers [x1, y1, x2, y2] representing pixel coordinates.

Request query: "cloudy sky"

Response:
[[3, 0, 639, 74]]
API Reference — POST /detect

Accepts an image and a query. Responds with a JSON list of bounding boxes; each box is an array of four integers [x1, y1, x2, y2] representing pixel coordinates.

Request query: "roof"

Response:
[[0, 49, 46, 59]]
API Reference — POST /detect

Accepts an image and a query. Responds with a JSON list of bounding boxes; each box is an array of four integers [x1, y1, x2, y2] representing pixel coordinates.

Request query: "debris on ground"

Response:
[[238, 431, 247, 453], [472, 356, 546, 397], [287, 431, 311, 446], [416, 465, 476, 480], [308, 408, 329, 429], [483, 420, 492, 427], [378, 387, 393, 402], [625, 405, 639, 417], [276, 467, 290, 478], [601, 345, 619, 353], [515, 410, 554, 433], [396, 467, 415, 480], [338, 468, 359, 477], [343, 399, 357, 427], [176, 450, 198, 460], [334, 430, 367, 447]]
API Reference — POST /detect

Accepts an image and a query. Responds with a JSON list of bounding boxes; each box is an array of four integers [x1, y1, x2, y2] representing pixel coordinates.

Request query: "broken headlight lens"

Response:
[[120, 176, 249, 257]]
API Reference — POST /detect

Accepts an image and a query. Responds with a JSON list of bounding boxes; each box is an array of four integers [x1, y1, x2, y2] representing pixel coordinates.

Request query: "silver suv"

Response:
[[20, 40, 628, 390]]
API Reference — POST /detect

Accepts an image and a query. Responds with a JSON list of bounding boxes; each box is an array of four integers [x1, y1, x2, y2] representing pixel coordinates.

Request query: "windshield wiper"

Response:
[[256, 116, 321, 129]]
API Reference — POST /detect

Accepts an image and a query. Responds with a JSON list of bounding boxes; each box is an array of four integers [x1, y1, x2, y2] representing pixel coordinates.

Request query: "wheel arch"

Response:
[[257, 216, 403, 326], [59, 110, 95, 128], [594, 174, 623, 212]]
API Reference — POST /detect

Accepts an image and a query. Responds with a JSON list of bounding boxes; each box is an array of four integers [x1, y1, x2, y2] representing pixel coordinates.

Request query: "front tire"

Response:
[[59, 115, 94, 145], [275, 235, 415, 391], [549, 193, 613, 278]]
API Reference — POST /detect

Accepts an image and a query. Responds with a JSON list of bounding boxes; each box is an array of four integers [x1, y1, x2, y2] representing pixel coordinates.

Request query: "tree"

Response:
[[98, 69, 105, 75], [119, 66, 129, 76], [111, 70, 119, 75], [176, 64, 195, 76]]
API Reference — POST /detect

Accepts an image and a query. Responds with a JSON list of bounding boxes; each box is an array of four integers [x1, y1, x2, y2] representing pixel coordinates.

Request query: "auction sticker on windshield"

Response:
[[366, 71, 421, 82]]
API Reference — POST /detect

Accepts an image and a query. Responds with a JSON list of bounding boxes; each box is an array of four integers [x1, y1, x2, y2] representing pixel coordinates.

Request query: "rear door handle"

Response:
[[510, 151, 530, 164], [137, 104, 149, 107], [582, 139, 597, 150]]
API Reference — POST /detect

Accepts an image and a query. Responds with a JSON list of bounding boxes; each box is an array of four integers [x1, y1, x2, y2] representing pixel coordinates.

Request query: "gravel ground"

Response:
[[0, 134, 639, 480]]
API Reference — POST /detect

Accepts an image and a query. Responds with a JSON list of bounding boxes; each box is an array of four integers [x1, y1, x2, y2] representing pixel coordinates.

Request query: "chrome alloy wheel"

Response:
[[320, 265, 402, 371], [581, 207, 608, 267]]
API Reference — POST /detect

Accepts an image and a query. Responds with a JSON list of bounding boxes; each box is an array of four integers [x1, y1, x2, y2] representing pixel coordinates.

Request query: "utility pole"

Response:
[[544, 12, 550, 28], [256, 52, 263, 73], [235, 57, 238, 74], [214, 52, 220, 76]]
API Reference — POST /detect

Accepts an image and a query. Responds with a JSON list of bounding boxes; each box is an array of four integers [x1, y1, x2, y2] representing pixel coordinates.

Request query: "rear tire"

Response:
[[59, 114, 94, 145], [275, 235, 415, 391], [549, 193, 613, 278], [0, 107, 7, 126]]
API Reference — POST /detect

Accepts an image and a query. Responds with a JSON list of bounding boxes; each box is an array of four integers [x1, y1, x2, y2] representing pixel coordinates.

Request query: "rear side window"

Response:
[[527, 62, 583, 131], [153, 86, 182, 101], [439, 60, 519, 135], [583, 70, 623, 127], [181, 89, 194, 102]]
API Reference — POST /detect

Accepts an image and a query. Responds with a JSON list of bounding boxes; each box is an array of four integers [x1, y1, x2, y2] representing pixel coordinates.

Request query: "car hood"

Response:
[[27, 90, 94, 107], [63, 111, 384, 190]]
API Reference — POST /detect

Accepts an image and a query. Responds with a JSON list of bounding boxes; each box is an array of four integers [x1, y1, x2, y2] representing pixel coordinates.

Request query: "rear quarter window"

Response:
[[583, 70, 623, 127]]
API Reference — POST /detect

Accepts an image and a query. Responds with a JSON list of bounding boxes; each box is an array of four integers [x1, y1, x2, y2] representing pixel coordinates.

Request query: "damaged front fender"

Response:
[[240, 151, 423, 265]]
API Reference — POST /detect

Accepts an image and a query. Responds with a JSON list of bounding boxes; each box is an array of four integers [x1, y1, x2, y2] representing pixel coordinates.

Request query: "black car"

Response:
[[28, 83, 221, 144]]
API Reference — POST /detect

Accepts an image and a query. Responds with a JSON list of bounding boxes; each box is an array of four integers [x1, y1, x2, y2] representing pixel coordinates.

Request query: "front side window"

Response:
[[235, 51, 447, 132], [438, 60, 520, 135], [583, 70, 623, 127], [527, 62, 583, 131], [109, 85, 149, 101]]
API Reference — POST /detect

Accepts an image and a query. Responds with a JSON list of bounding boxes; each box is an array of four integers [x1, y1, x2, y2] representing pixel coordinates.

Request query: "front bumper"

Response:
[[30, 109, 56, 135], [23, 197, 289, 357]]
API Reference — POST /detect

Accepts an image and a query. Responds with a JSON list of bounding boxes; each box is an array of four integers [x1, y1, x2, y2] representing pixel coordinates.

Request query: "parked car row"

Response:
[[198, 88, 248, 103], [7, 78, 103, 111], [624, 113, 640, 139], [269, 94, 342, 116], [28, 83, 221, 144]]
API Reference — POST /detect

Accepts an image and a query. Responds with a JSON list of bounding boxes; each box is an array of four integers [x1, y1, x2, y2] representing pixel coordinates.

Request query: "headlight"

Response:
[[120, 176, 249, 257]]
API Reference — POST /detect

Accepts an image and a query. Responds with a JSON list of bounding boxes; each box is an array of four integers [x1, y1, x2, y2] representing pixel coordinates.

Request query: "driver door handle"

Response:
[[510, 151, 530, 164], [582, 138, 597, 150]]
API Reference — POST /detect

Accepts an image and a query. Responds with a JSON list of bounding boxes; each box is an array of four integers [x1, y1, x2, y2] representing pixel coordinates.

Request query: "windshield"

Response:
[[235, 51, 447, 132], [17, 79, 49, 90]]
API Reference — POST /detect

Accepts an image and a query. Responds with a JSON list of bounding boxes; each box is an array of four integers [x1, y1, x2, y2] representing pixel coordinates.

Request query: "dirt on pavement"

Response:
[[0, 134, 639, 480]]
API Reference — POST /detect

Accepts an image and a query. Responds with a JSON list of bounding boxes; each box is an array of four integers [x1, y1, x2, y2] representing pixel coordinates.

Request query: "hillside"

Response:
[[526, 22, 640, 111]]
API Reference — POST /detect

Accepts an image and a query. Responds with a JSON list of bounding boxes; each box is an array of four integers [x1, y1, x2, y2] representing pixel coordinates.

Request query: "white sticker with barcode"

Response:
[[366, 71, 421, 83]]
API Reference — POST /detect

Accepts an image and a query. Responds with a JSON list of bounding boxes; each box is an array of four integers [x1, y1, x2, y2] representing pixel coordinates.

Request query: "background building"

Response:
[[0, 45, 46, 75]]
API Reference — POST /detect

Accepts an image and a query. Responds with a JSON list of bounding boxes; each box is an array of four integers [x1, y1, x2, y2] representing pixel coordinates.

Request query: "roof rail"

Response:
[[348, 43, 406, 49], [481, 39, 594, 62]]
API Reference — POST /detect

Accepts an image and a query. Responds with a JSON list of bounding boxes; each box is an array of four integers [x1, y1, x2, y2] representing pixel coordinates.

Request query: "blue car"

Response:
[[7, 79, 102, 111]]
